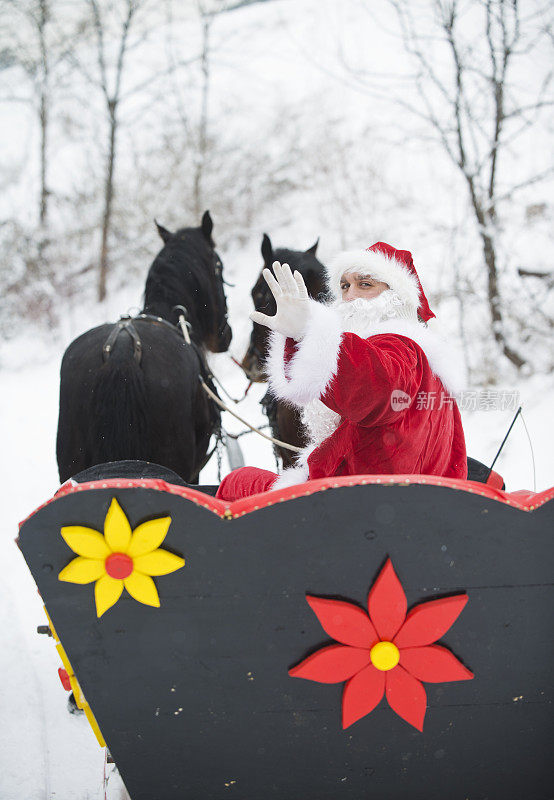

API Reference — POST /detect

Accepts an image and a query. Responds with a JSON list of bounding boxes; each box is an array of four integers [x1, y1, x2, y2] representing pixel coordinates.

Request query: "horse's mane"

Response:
[[143, 228, 217, 331]]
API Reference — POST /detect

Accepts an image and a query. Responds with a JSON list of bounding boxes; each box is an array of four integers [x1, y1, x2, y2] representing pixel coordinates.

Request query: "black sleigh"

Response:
[[17, 472, 554, 800]]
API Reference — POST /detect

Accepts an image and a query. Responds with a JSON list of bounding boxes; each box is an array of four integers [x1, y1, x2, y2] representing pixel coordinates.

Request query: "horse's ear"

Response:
[[201, 210, 214, 243], [155, 220, 172, 243], [306, 238, 319, 255], [261, 233, 273, 266]]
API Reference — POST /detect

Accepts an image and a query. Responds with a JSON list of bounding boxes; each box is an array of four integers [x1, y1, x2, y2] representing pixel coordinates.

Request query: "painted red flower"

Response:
[[289, 558, 473, 731]]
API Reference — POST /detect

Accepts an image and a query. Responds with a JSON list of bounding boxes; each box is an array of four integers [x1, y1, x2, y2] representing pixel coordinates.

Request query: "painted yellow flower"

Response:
[[58, 498, 184, 617]]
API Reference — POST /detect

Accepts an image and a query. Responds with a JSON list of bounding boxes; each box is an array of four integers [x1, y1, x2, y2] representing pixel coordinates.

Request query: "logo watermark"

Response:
[[390, 389, 520, 412], [390, 390, 412, 412]]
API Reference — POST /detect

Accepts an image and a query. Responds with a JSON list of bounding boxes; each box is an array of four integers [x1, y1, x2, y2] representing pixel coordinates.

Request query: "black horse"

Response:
[[56, 211, 232, 484], [241, 233, 327, 468]]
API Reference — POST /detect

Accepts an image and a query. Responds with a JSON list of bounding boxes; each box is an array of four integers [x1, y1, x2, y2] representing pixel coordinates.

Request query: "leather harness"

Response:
[[102, 313, 184, 364]]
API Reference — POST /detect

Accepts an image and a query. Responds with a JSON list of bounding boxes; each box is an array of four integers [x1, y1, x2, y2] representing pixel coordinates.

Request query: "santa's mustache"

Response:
[[334, 290, 413, 334]]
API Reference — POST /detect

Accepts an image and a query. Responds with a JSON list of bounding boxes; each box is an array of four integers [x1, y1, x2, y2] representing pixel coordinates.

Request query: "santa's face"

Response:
[[340, 271, 389, 302]]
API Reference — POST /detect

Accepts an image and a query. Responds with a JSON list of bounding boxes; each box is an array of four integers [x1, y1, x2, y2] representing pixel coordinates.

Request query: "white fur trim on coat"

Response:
[[266, 299, 343, 406], [328, 250, 420, 309], [271, 463, 309, 491]]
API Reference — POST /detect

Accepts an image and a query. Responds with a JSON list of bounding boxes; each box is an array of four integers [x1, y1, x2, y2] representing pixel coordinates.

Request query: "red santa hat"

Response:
[[327, 241, 435, 323]]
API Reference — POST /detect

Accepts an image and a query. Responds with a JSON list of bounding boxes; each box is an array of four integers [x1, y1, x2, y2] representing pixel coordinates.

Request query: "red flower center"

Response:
[[105, 552, 133, 579]]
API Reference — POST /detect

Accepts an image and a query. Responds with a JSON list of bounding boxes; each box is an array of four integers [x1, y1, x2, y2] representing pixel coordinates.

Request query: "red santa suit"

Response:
[[216, 243, 467, 501]]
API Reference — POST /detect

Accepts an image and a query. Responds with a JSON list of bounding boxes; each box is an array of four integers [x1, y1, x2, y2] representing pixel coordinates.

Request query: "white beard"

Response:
[[300, 291, 416, 449], [335, 290, 416, 336]]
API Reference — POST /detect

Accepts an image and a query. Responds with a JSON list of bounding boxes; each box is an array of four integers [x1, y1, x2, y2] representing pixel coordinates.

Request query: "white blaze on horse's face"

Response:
[[340, 271, 389, 302]]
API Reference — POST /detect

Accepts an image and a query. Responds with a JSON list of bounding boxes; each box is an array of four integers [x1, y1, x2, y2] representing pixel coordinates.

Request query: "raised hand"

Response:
[[250, 261, 310, 341]]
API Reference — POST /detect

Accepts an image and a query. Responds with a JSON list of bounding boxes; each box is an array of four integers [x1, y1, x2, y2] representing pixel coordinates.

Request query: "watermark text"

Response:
[[390, 389, 520, 412]]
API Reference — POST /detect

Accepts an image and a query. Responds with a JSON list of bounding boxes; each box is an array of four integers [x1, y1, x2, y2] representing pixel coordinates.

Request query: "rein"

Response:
[[198, 377, 302, 453], [176, 315, 301, 453], [211, 366, 253, 404], [176, 309, 252, 402]]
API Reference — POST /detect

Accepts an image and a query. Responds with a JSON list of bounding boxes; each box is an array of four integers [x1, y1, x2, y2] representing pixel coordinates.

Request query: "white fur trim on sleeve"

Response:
[[271, 463, 310, 491], [266, 300, 343, 406]]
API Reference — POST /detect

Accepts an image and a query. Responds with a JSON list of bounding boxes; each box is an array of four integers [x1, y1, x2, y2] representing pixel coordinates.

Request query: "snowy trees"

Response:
[[342, 0, 553, 374], [394, 0, 553, 371], [84, 0, 149, 301], [0, 0, 291, 314], [1, 0, 551, 377], [0, 0, 92, 328], [0, 0, 76, 230], [88, 0, 142, 301]]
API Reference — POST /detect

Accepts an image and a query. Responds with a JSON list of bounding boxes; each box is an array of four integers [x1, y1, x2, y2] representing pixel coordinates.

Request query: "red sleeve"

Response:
[[284, 337, 297, 365], [319, 333, 421, 425]]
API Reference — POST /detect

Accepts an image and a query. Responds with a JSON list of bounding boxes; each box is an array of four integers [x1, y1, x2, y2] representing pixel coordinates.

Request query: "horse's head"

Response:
[[241, 233, 327, 381], [145, 211, 232, 352]]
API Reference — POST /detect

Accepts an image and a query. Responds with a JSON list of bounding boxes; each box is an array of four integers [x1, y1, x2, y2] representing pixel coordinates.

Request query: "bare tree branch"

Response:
[[339, 0, 553, 371]]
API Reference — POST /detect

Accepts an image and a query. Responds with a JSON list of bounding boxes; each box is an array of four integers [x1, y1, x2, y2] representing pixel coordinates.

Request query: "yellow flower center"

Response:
[[370, 641, 400, 671]]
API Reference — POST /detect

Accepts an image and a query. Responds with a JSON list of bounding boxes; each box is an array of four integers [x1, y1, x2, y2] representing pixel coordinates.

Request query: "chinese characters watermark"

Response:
[[390, 389, 520, 412]]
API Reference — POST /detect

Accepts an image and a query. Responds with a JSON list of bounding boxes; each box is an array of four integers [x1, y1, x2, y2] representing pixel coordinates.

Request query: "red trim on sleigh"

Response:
[[18, 473, 554, 528]]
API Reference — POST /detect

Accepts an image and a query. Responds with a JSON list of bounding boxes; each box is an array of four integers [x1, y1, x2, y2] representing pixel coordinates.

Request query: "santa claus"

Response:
[[216, 242, 467, 501]]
